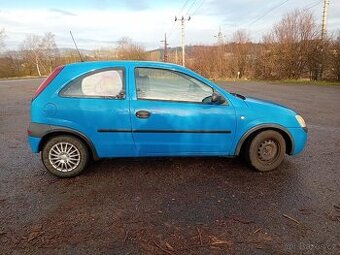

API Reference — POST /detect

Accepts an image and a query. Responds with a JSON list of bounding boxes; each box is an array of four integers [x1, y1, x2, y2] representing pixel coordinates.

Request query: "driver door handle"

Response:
[[136, 110, 151, 119]]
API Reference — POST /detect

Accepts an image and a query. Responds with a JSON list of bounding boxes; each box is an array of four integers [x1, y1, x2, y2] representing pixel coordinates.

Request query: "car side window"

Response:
[[135, 68, 213, 103], [61, 69, 124, 98]]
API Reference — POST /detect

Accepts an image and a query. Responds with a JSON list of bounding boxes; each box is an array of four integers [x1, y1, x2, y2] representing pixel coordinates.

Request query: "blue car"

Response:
[[28, 61, 308, 177]]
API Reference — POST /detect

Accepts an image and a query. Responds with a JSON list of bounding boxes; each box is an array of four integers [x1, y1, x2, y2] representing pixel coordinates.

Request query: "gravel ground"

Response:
[[0, 78, 339, 255]]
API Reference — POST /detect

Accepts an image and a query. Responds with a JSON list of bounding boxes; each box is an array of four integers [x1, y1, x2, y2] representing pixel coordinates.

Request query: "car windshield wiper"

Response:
[[231, 92, 246, 100]]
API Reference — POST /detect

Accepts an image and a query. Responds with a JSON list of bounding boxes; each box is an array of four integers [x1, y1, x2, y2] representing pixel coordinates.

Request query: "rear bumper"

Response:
[[287, 127, 308, 155], [28, 136, 41, 153], [27, 122, 45, 153]]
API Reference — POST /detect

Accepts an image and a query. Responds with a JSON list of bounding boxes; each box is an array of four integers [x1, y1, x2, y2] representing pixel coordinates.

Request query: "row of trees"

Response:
[[0, 32, 147, 78], [0, 32, 60, 77], [0, 9, 339, 81], [188, 10, 340, 81]]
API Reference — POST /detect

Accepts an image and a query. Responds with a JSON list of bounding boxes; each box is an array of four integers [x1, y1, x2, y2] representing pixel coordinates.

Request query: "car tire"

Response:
[[41, 135, 89, 178], [246, 130, 286, 172]]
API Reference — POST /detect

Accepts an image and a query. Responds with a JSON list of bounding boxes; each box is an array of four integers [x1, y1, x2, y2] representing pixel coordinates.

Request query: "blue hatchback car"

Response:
[[28, 61, 307, 177]]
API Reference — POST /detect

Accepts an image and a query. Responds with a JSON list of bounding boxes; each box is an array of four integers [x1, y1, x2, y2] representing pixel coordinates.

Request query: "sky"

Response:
[[0, 0, 339, 50]]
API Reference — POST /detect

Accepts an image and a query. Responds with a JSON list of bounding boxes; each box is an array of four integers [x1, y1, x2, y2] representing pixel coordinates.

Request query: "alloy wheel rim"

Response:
[[48, 142, 81, 172]]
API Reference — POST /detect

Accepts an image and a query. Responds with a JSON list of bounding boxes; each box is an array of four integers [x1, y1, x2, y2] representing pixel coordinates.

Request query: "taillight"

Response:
[[33, 66, 64, 100]]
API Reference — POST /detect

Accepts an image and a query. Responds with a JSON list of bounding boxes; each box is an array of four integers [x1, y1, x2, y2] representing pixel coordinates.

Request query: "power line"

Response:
[[251, 0, 324, 34], [305, 0, 323, 11], [190, 0, 207, 16], [247, 0, 290, 26], [179, 0, 192, 16], [185, 0, 199, 16]]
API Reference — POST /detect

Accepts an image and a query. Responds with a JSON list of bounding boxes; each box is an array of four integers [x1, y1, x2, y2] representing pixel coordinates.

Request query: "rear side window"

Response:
[[61, 69, 125, 98]]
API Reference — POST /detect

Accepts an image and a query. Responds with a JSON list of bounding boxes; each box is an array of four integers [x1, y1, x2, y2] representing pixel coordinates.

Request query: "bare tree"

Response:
[[230, 30, 252, 79], [190, 46, 218, 78], [20, 33, 59, 76], [92, 47, 116, 60], [261, 9, 320, 80], [189, 45, 230, 79], [329, 31, 340, 81], [21, 34, 44, 76], [40, 32, 59, 73], [116, 37, 146, 60]]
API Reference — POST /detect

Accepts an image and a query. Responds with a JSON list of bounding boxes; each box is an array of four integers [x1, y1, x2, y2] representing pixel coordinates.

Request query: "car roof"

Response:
[[59, 60, 224, 93], [65, 60, 185, 70]]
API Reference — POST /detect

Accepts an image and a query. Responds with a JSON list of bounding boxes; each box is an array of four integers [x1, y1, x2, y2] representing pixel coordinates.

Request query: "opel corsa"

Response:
[[28, 61, 308, 177]]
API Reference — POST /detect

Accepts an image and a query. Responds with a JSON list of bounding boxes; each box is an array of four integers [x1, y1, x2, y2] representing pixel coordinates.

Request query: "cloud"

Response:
[[123, 0, 149, 10], [50, 8, 76, 16], [89, 0, 149, 11], [0, 0, 339, 50], [0, 8, 182, 49]]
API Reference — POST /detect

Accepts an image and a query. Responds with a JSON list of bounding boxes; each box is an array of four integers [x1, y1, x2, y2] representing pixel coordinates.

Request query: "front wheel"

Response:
[[246, 130, 286, 172], [41, 135, 89, 178]]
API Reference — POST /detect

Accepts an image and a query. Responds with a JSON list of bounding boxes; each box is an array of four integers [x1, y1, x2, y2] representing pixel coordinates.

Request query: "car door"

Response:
[[57, 67, 135, 158], [129, 67, 236, 156]]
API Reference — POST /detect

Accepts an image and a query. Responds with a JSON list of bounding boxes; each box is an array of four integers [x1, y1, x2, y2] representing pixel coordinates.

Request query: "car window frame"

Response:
[[59, 67, 126, 100], [134, 67, 228, 106]]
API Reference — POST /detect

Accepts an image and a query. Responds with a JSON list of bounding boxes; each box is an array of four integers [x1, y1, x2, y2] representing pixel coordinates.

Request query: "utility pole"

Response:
[[214, 26, 225, 45], [321, 0, 330, 40], [175, 16, 190, 67], [318, 0, 330, 80], [175, 48, 178, 64], [160, 33, 168, 62]]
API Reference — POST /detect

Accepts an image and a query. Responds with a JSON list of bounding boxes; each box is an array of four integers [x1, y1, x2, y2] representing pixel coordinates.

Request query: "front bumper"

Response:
[[287, 127, 308, 155]]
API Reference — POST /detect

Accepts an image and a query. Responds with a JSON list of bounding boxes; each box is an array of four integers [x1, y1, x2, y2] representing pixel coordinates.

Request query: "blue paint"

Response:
[[28, 61, 308, 159]]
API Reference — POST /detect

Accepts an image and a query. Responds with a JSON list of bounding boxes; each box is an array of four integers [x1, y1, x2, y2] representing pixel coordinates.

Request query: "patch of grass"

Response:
[[215, 78, 340, 86], [0, 75, 45, 81], [276, 80, 340, 86]]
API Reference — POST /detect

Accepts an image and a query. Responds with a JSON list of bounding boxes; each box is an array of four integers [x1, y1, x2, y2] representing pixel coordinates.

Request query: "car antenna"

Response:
[[69, 30, 84, 62]]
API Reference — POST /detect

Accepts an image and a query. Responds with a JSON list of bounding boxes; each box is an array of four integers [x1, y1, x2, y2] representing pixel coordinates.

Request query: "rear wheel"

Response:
[[246, 130, 286, 172], [41, 135, 89, 177]]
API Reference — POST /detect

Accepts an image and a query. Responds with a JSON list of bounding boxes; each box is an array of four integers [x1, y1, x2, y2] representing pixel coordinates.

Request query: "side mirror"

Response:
[[211, 92, 226, 105]]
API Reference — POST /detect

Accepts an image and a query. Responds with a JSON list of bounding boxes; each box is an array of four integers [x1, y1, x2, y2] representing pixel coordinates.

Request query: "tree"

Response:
[[20, 33, 59, 76], [93, 47, 117, 60], [40, 32, 59, 73], [230, 30, 252, 79], [189, 45, 230, 79], [261, 9, 320, 80], [21, 34, 44, 76], [329, 31, 340, 81], [116, 37, 146, 60]]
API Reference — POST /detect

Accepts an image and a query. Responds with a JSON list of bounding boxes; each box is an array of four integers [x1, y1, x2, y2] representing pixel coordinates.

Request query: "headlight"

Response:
[[295, 115, 306, 128]]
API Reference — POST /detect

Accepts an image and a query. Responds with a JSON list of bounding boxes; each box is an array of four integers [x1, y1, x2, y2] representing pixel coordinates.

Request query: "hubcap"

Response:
[[257, 139, 279, 163], [48, 142, 81, 172]]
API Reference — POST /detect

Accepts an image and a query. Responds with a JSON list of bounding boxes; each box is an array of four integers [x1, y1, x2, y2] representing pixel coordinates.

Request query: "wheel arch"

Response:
[[236, 124, 294, 156], [28, 123, 99, 160], [39, 130, 99, 160]]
